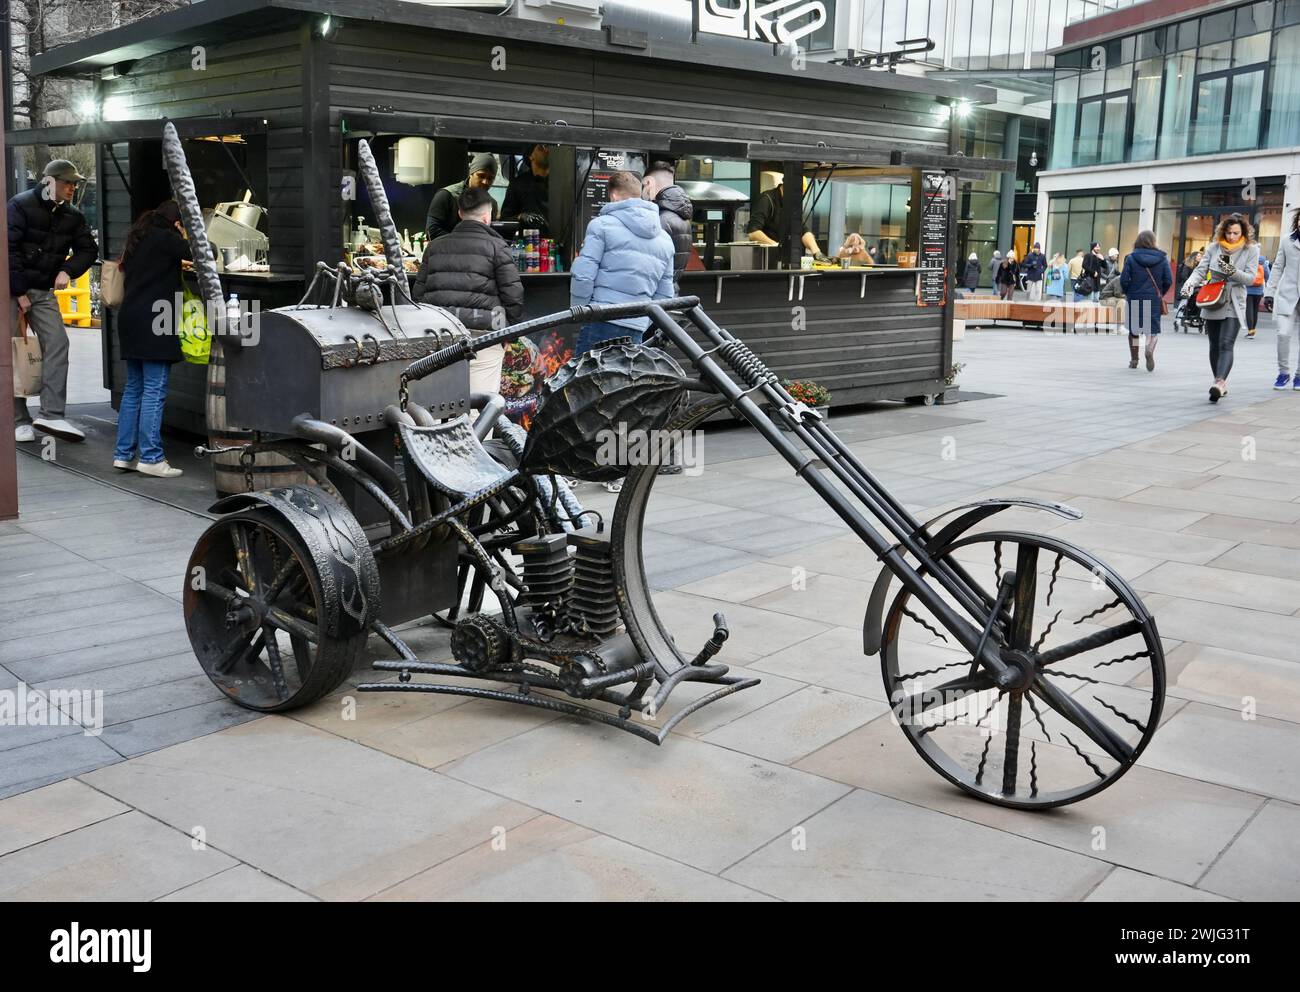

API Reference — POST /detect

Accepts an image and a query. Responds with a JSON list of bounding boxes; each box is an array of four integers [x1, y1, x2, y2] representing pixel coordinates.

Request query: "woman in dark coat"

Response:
[[1120, 230, 1173, 372], [960, 253, 980, 293], [995, 251, 1019, 300], [112, 200, 190, 478]]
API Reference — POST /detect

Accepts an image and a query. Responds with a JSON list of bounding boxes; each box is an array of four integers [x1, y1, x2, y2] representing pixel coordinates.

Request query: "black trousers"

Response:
[[1206, 316, 1241, 380], [1246, 293, 1261, 331]]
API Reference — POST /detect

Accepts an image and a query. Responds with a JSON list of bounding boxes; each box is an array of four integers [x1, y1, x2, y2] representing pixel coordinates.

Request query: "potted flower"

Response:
[[779, 379, 831, 428]]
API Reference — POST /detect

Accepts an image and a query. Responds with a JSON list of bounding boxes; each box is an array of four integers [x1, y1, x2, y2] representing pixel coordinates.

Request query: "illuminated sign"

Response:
[[695, 0, 828, 47]]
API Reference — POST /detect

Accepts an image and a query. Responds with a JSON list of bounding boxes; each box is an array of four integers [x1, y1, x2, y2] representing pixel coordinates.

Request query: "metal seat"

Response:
[[399, 415, 518, 500]]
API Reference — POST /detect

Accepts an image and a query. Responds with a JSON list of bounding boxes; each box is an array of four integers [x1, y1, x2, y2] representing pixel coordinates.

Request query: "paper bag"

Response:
[[12, 312, 43, 398]]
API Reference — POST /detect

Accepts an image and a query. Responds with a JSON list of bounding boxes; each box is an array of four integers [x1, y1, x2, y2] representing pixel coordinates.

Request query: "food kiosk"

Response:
[[13, 0, 1012, 430]]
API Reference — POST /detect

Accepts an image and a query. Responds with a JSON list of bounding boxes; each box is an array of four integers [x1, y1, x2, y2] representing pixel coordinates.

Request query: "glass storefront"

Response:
[[1154, 184, 1284, 272], [1047, 191, 1142, 261], [1050, 1, 1294, 168]]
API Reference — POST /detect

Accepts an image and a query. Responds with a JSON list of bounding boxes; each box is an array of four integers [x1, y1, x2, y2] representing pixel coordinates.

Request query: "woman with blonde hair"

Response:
[[1181, 213, 1260, 402]]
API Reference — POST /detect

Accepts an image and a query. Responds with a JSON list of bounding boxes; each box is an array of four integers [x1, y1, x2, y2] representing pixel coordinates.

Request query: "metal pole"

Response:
[[0, 46, 17, 521]]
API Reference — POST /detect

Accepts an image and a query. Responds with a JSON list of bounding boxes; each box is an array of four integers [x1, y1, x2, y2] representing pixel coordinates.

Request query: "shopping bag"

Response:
[[179, 286, 211, 365], [12, 310, 43, 397], [100, 259, 125, 308]]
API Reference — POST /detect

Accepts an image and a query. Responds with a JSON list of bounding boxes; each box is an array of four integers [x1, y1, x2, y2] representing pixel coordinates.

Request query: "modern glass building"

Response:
[[1038, 0, 1294, 270]]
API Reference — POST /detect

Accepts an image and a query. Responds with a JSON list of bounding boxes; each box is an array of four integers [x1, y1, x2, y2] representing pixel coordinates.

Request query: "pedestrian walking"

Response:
[[1263, 208, 1300, 390], [8, 159, 99, 443], [1021, 242, 1047, 301], [641, 161, 693, 291], [112, 200, 190, 477], [1079, 242, 1107, 302], [1181, 213, 1260, 403], [1044, 252, 1068, 301], [989, 249, 1003, 291], [1119, 230, 1172, 372], [961, 252, 981, 295], [412, 187, 524, 397], [995, 250, 1019, 301], [1245, 252, 1269, 339]]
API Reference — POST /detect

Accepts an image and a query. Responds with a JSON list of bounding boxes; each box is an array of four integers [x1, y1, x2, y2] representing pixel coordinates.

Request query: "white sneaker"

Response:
[[33, 418, 85, 442], [112, 459, 138, 472], [602, 480, 623, 494], [136, 460, 183, 478], [15, 424, 36, 443]]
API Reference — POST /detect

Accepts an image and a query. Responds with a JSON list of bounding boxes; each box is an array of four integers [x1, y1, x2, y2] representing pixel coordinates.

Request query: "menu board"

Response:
[[917, 171, 949, 307], [576, 149, 646, 242]]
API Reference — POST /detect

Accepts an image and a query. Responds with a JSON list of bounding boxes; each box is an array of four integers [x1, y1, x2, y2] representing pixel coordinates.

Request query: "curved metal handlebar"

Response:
[[400, 296, 702, 388]]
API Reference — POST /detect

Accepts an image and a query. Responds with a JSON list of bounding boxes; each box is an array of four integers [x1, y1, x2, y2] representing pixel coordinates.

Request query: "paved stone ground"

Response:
[[1, 321, 1298, 901]]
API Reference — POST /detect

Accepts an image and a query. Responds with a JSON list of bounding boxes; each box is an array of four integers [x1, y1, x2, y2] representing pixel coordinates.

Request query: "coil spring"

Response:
[[717, 338, 777, 390]]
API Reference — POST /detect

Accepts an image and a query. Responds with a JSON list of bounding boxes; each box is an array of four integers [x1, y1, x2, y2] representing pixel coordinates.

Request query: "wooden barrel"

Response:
[[206, 337, 309, 497]]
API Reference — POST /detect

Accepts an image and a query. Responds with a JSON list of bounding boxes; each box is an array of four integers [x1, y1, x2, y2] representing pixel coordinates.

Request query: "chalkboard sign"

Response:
[[917, 171, 949, 307], [576, 149, 647, 245]]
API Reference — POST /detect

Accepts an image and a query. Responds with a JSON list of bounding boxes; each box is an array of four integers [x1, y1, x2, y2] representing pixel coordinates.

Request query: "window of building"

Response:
[[1051, 0, 1284, 167], [1046, 191, 1142, 261]]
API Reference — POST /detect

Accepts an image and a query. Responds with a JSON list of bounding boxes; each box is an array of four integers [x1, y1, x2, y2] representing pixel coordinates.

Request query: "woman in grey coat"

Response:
[[1181, 213, 1260, 403], [1264, 209, 1300, 390]]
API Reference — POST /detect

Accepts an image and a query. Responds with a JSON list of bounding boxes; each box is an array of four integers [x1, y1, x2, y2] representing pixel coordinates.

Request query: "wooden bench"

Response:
[[954, 298, 1124, 333]]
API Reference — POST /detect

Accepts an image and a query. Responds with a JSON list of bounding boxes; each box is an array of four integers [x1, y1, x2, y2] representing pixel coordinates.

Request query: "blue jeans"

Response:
[[114, 359, 171, 464], [576, 321, 642, 355]]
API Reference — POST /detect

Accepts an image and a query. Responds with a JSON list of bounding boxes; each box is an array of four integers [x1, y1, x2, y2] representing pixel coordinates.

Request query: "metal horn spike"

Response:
[[356, 138, 411, 304], [162, 121, 225, 335]]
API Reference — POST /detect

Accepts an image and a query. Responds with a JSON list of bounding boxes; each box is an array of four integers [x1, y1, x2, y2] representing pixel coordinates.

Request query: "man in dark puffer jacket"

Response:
[[412, 187, 523, 396], [641, 161, 693, 290], [8, 160, 99, 443]]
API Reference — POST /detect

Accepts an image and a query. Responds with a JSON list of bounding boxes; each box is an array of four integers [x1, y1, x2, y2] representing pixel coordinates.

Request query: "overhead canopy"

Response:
[[30, 0, 997, 107], [4, 116, 270, 148]]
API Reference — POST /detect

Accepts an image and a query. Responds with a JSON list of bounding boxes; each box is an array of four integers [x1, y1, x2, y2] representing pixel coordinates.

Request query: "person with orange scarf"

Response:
[[1181, 213, 1260, 403]]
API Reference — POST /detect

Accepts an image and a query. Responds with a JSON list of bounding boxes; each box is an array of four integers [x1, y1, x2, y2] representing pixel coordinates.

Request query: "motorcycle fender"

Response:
[[210, 485, 380, 639]]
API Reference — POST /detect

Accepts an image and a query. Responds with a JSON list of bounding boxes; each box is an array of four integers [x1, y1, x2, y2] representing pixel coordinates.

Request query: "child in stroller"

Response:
[[1173, 294, 1204, 332]]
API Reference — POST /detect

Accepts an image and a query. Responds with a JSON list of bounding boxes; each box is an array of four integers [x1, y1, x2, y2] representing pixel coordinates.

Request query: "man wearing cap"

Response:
[[1022, 241, 1047, 301], [8, 159, 99, 443], [425, 152, 499, 242]]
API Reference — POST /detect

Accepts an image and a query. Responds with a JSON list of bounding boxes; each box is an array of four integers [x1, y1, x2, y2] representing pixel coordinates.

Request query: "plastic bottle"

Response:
[[226, 294, 241, 337]]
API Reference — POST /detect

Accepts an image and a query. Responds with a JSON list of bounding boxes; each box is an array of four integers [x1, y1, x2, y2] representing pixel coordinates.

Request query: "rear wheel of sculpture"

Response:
[[880, 531, 1165, 809], [185, 509, 365, 711]]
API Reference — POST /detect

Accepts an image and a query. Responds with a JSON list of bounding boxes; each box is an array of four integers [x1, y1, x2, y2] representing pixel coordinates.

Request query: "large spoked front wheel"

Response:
[[881, 531, 1166, 809], [185, 509, 367, 711]]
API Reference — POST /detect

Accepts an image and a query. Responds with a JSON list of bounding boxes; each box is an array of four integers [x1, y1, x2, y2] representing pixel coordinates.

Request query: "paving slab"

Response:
[[1198, 800, 1300, 901], [371, 814, 772, 902], [1085, 867, 1231, 902], [1139, 702, 1300, 805], [158, 864, 316, 902], [0, 810, 236, 900], [0, 734, 122, 800], [794, 712, 1261, 886], [0, 779, 129, 857], [702, 685, 889, 765], [1140, 643, 1300, 724], [443, 720, 850, 874], [723, 789, 1110, 900], [81, 718, 537, 900]]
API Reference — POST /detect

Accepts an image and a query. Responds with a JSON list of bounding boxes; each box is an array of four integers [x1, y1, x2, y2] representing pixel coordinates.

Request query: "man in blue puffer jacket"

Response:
[[571, 170, 676, 354]]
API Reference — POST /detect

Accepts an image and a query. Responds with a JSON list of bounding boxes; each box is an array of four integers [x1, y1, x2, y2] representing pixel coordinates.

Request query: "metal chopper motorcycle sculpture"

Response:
[[171, 131, 1166, 811]]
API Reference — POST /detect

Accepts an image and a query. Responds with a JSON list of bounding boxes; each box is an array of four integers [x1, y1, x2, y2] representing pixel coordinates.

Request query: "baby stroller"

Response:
[[1172, 295, 1204, 333]]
